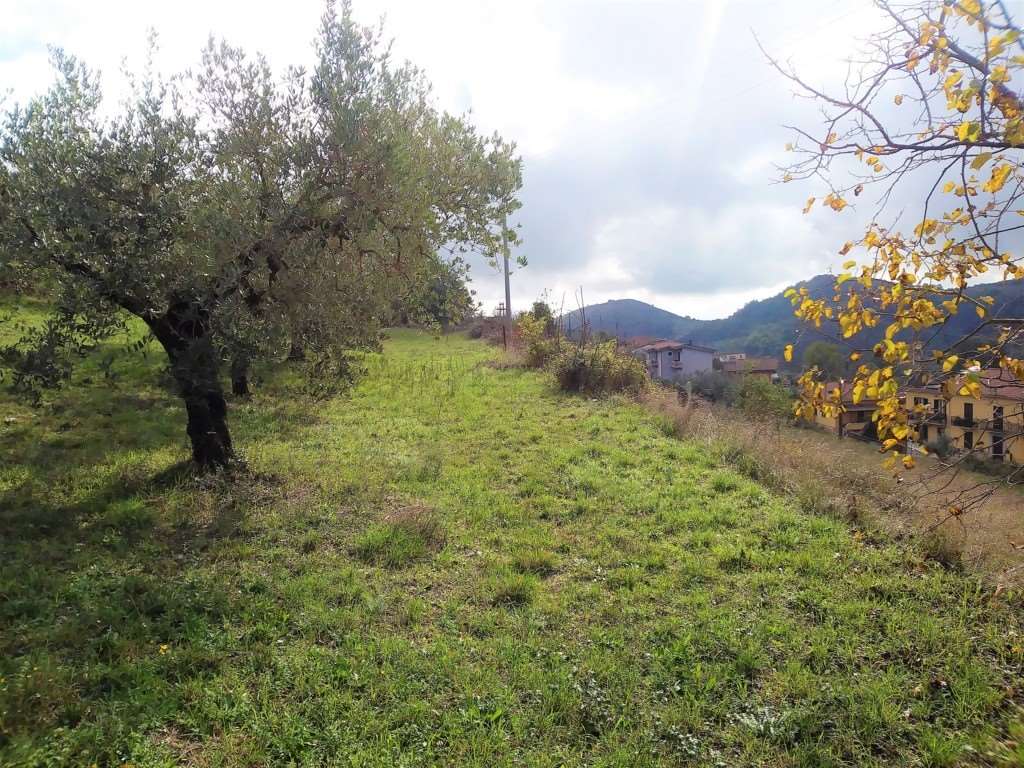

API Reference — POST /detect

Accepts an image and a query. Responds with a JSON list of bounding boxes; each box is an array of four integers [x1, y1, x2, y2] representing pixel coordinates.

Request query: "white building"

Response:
[[633, 340, 715, 383]]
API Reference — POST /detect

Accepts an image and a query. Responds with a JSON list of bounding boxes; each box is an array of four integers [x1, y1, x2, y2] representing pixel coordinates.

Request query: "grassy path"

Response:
[[2, 329, 1023, 766]]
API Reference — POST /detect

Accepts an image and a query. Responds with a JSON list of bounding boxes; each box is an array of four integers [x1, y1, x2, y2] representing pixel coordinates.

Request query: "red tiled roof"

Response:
[[971, 367, 1024, 401]]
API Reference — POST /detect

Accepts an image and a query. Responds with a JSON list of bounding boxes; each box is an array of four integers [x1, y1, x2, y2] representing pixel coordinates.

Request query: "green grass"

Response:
[[2, 319, 1024, 766]]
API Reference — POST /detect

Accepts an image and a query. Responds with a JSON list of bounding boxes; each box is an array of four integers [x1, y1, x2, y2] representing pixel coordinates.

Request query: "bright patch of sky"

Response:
[[2, 0, 897, 319]]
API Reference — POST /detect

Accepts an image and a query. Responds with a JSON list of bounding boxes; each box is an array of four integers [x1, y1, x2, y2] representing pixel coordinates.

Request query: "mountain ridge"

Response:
[[562, 274, 1024, 360]]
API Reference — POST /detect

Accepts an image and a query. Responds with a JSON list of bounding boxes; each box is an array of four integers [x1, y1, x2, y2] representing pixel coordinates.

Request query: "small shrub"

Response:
[[550, 341, 648, 396], [920, 530, 962, 571], [511, 547, 557, 576], [736, 376, 792, 424], [517, 311, 559, 369], [925, 432, 953, 459], [686, 370, 739, 404], [353, 505, 444, 568], [711, 472, 740, 493], [489, 572, 536, 606]]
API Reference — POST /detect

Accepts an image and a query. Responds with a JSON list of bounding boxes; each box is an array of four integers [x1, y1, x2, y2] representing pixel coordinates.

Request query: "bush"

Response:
[[686, 370, 739, 404], [550, 341, 648, 396], [736, 376, 793, 424], [925, 432, 953, 459], [518, 313, 559, 368]]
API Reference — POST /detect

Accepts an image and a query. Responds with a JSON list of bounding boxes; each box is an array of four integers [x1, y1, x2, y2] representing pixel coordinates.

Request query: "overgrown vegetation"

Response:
[[516, 304, 649, 396], [2, 320, 1024, 766]]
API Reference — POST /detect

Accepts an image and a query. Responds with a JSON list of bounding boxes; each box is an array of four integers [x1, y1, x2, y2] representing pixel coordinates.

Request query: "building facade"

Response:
[[906, 370, 1023, 464], [633, 340, 715, 383], [720, 356, 779, 381], [813, 382, 877, 438]]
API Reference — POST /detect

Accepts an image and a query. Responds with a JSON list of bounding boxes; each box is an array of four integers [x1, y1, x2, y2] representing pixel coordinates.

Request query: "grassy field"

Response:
[[2, 321, 1024, 767]]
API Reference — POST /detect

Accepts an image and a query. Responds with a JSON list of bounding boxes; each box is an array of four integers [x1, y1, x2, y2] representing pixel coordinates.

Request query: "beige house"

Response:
[[720, 356, 779, 381], [904, 383, 947, 446], [814, 381, 877, 438], [945, 369, 1024, 463], [906, 369, 1024, 464]]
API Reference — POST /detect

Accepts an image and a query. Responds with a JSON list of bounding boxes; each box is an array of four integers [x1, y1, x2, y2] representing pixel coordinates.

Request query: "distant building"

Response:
[[720, 356, 779, 381], [814, 381, 877, 438], [719, 352, 747, 362], [633, 339, 715, 383], [906, 369, 1023, 463]]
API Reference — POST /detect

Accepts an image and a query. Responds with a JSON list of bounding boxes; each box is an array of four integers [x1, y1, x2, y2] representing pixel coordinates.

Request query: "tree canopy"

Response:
[[773, 0, 1024, 484], [0, 1, 521, 469]]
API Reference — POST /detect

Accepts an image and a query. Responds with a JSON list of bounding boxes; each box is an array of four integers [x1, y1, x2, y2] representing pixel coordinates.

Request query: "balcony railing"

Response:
[[951, 416, 976, 427]]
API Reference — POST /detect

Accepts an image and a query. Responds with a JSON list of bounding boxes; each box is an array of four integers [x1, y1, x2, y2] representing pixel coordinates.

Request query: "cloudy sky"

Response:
[[4, 0, 906, 319]]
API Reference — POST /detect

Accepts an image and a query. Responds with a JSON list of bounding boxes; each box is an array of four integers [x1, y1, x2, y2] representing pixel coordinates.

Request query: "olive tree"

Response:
[[0, 2, 521, 469], [770, 0, 1024, 488]]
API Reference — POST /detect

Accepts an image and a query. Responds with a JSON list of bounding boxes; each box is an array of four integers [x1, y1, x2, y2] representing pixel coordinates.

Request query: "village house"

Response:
[[904, 382, 947, 447], [719, 356, 779, 381], [633, 339, 715, 383], [942, 369, 1023, 463], [814, 381, 878, 438]]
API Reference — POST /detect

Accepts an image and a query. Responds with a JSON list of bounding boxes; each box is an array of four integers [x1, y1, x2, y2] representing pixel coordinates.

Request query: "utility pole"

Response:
[[502, 213, 512, 333]]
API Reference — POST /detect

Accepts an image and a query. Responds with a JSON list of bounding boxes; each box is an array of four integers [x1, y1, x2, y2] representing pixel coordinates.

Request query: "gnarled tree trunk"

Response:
[[150, 298, 234, 470], [230, 356, 250, 397]]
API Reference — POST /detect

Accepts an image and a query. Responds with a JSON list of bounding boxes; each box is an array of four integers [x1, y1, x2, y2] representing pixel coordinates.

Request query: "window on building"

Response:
[[964, 402, 974, 422], [964, 430, 974, 449], [921, 424, 929, 442]]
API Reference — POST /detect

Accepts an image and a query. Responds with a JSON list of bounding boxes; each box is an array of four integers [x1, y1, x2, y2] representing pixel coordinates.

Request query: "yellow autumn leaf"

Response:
[[943, 355, 959, 372], [902, 455, 915, 470], [894, 94, 903, 105], [956, 121, 981, 142], [783, 344, 793, 362], [983, 163, 1014, 193], [970, 152, 992, 170]]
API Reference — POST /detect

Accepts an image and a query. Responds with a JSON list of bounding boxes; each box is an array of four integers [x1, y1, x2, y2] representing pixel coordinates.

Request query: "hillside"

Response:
[[3, 319, 1024, 766], [566, 275, 1024, 359]]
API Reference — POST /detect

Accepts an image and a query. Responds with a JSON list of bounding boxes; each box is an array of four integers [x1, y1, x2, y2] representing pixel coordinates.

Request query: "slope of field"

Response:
[[2, 325, 1024, 766]]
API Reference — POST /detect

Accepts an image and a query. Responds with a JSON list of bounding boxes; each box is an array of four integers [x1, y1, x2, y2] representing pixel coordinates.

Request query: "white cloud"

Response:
[[1, 0, 885, 320]]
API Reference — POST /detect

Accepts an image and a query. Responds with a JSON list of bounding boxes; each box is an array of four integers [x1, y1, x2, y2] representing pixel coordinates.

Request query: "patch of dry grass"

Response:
[[643, 388, 1024, 584]]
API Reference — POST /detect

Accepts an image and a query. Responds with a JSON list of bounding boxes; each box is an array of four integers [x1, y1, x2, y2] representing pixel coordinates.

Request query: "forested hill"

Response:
[[563, 274, 1024, 358]]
